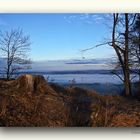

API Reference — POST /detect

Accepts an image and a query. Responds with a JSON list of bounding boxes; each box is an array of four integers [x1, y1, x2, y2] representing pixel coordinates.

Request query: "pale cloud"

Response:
[[64, 13, 109, 25]]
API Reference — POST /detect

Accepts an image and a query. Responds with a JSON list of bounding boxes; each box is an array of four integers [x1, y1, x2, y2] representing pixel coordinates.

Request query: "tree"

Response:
[[0, 28, 31, 80], [82, 14, 137, 96], [129, 14, 140, 80], [110, 13, 139, 96], [110, 14, 134, 96]]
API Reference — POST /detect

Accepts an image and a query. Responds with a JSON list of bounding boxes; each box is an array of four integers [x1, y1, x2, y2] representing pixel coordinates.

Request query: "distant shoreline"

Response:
[[0, 69, 135, 75]]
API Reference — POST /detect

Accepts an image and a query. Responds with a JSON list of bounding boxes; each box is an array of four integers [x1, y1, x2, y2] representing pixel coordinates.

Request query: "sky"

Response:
[[0, 13, 115, 61]]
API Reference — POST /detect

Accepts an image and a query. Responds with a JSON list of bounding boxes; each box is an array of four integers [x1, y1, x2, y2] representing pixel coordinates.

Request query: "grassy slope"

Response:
[[0, 75, 140, 127]]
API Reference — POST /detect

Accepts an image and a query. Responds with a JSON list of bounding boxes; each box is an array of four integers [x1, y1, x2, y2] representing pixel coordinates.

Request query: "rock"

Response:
[[16, 74, 56, 95], [0, 74, 69, 126]]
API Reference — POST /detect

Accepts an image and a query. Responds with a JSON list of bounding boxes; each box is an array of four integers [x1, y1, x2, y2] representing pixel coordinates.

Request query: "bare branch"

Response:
[[81, 42, 109, 52]]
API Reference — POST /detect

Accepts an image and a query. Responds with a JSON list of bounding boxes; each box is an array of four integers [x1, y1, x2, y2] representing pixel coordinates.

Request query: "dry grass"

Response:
[[0, 74, 140, 127]]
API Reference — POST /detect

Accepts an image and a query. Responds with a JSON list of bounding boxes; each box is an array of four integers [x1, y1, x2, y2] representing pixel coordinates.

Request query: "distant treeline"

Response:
[[0, 69, 139, 75]]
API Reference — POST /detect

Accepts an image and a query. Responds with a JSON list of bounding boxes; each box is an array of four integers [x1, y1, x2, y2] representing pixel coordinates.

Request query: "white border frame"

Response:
[[0, 0, 140, 140], [0, 0, 140, 13]]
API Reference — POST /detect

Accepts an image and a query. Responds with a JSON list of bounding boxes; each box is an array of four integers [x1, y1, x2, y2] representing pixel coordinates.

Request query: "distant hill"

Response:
[[65, 58, 115, 64]]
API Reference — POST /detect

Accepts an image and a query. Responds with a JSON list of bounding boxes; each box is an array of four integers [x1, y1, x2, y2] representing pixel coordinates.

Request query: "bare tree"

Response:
[[129, 14, 140, 80], [111, 14, 132, 96], [101, 14, 137, 96], [0, 28, 31, 80], [81, 14, 137, 96]]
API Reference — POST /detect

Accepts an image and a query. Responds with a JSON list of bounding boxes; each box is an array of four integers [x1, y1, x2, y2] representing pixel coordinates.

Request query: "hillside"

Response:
[[0, 74, 140, 127]]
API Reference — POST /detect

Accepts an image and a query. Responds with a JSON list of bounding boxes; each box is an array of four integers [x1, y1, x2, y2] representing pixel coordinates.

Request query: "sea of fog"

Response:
[[26, 59, 140, 94], [44, 73, 121, 84], [43, 73, 124, 95], [42, 73, 138, 95], [30, 59, 122, 84], [1, 59, 139, 95]]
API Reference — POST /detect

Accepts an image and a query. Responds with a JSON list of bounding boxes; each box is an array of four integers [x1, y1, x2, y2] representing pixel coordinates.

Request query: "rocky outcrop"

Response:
[[0, 75, 68, 126], [14, 74, 57, 95]]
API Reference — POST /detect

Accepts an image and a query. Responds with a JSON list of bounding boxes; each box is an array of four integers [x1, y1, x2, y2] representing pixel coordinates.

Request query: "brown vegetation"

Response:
[[0, 74, 140, 127]]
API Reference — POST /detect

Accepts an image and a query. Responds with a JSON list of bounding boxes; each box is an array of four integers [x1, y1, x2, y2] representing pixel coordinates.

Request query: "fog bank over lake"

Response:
[[28, 59, 138, 86], [31, 58, 114, 72]]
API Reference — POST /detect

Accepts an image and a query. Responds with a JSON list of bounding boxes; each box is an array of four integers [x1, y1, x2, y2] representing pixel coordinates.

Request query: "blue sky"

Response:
[[0, 13, 115, 61]]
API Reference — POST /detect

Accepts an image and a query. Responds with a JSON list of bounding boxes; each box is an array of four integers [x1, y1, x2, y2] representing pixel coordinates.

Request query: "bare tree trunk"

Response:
[[138, 33, 140, 81], [112, 13, 132, 96], [124, 13, 132, 96], [7, 40, 10, 80], [6, 64, 10, 80]]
